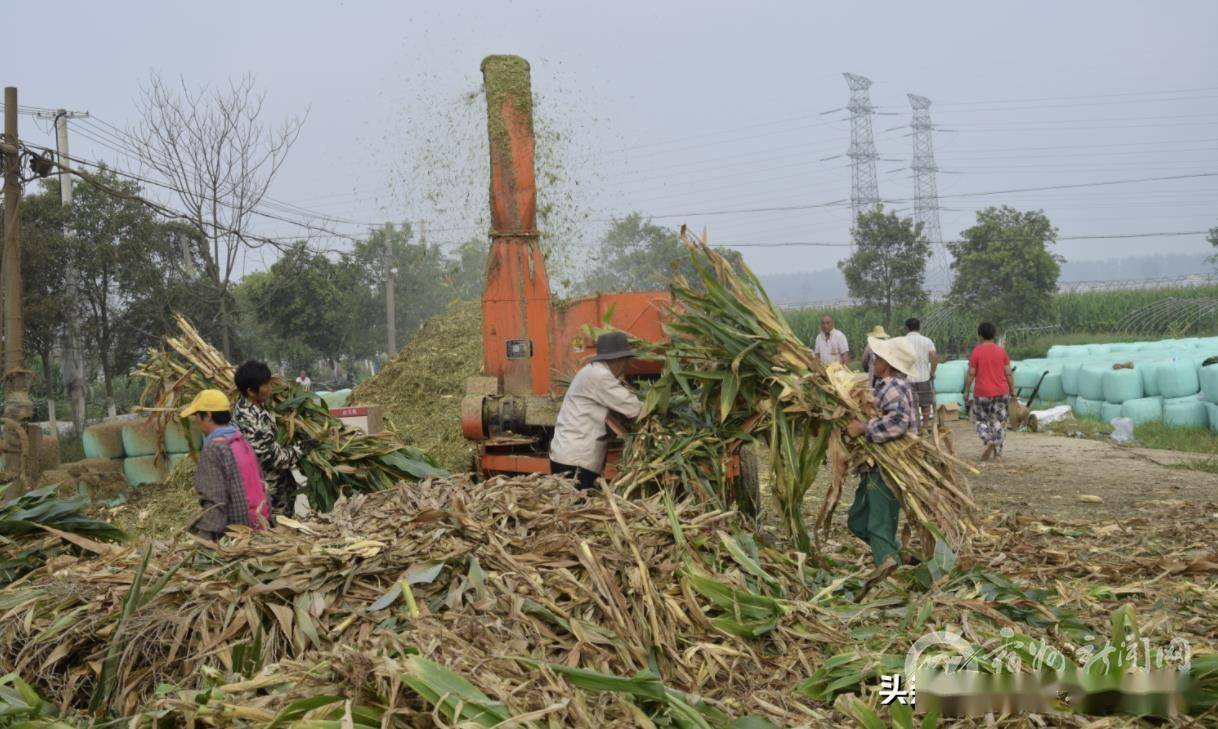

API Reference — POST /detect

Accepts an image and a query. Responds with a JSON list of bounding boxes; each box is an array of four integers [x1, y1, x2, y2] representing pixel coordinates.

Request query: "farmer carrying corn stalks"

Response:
[[845, 336, 918, 569], [233, 360, 318, 514]]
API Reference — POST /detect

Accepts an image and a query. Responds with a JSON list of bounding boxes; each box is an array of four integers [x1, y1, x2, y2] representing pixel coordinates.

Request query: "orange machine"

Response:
[[460, 55, 671, 478]]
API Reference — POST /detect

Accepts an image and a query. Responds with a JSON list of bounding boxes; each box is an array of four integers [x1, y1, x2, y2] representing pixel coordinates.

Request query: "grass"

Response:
[[1132, 421, 1218, 454], [1045, 416, 1218, 466]]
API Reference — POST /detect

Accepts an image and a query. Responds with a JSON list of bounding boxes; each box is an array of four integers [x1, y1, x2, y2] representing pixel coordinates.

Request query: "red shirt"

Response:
[[968, 342, 1010, 398]]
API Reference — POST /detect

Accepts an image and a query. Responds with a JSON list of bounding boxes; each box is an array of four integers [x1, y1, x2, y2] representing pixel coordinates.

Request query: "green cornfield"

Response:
[[784, 284, 1218, 359]]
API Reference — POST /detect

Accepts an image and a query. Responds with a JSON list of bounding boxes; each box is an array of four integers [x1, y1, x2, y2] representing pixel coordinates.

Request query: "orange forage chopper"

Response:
[[460, 55, 670, 478]]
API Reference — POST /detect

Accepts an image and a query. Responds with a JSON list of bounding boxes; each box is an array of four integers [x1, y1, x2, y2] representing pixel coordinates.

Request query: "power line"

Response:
[[711, 229, 1210, 249]]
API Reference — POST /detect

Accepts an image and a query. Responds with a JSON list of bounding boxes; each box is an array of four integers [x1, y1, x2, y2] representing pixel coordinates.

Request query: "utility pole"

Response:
[[42, 109, 90, 436], [383, 230, 396, 355], [843, 73, 881, 231], [2, 87, 35, 490]]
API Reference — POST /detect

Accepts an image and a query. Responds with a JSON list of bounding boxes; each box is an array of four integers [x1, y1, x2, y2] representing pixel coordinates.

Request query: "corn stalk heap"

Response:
[[0, 238, 1216, 726], [132, 315, 446, 511], [616, 230, 977, 555]]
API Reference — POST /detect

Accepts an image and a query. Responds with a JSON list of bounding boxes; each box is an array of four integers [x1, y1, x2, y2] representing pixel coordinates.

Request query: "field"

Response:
[[785, 283, 1218, 359]]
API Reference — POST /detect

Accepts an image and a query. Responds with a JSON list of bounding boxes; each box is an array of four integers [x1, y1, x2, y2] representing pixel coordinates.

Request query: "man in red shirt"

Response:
[[963, 321, 1016, 462]]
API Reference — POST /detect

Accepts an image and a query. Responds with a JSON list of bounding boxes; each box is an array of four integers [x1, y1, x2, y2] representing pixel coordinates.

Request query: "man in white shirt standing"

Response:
[[813, 315, 850, 366], [903, 317, 938, 432], [549, 331, 644, 490]]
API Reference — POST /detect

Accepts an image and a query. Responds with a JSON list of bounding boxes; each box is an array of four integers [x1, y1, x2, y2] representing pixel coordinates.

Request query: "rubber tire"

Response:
[[734, 445, 761, 518]]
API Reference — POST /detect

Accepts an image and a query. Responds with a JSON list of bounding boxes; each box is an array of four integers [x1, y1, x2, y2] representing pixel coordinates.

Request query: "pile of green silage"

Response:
[[350, 300, 483, 472]]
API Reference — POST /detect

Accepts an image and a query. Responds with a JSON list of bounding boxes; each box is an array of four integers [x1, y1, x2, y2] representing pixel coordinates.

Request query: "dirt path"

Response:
[[943, 418, 1218, 521]]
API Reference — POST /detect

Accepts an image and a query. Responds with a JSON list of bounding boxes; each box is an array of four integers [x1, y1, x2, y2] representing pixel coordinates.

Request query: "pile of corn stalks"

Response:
[[132, 315, 446, 511], [1, 475, 1214, 726], [0, 485, 125, 587], [616, 230, 976, 554]]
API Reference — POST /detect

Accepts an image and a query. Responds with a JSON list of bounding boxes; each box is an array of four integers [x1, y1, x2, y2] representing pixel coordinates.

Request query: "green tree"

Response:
[[447, 237, 488, 300], [582, 214, 689, 293], [837, 207, 931, 328], [235, 243, 355, 371], [1207, 225, 1217, 266], [66, 170, 191, 416], [3, 181, 68, 421], [347, 223, 455, 355], [947, 206, 1062, 326]]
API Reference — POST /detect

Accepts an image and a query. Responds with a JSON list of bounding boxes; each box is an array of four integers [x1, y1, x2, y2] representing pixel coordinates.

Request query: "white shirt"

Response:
[[814, 329, 849, 364], [549, 361, 643, 473], [295, 376, 312, 390], [904, 331, 936, 383]]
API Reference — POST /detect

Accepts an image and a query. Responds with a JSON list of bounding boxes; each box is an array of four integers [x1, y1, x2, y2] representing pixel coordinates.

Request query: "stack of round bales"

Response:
[[932, 359, 969, 408], [83, 416, 200, 486], [1042, 336, 1218, 430]]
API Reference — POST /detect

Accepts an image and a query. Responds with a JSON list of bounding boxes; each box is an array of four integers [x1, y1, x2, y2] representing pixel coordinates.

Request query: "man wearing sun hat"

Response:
[[549, 331, 644, 490], [180, 389, 271, 542], [844, 335, 918, 569], [859, 324, 890, 387]]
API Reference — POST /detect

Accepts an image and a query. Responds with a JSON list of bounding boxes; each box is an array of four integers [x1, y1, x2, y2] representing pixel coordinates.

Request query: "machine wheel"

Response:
[[733, 445, 761, 518]]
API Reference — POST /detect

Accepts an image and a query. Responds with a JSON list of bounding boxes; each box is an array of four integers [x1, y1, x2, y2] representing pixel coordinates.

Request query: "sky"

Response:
[[6, 0, 1217, 287]]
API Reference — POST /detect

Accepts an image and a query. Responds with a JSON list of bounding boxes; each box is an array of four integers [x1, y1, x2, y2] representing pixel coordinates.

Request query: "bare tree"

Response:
[[130, 72, 305, 356]]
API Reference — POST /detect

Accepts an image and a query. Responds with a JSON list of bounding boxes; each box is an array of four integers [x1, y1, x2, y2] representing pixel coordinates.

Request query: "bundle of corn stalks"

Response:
[[3, 475, 1214, 726], [616, 229, 976, 554], [0, 485, 125, 587], [132, 315, 446, 511]]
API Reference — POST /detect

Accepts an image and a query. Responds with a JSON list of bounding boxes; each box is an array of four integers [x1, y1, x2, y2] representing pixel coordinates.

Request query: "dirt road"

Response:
[[944, 418, 1218, 521]]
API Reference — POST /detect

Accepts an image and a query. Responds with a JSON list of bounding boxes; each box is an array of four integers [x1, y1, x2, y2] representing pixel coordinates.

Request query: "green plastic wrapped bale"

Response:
[[1101, 368, 1143, 404], [82, 422, 125, 460], [934, 360, 968, 394], [1061, 362, 1083, 396], [1204, 402, 1218, 433], [1086, 344, 1111, 357], [122, 455, 168, 486], [1037, 372, 1065, 402], [934, 392, 965, 408], [1078, 365, 1108, 401], [164, 421, 203, 454], [121, 419, 162, 458], [1013, 364, 1044, 391], [1074, 396, 1104, 420], [1157, 361, 1200, 399], [168, 452, 189, 468], [1046, 345, 1068, 359], [1121, 396, 1163, 426], [1163, 396, 1208, 429], [1139, 361, 1162, 398], [1200, 364, 1218, 404], [1067, 395, 1078, 411], [321, 388, 352, 408], [1100, 401, 1123, 423]]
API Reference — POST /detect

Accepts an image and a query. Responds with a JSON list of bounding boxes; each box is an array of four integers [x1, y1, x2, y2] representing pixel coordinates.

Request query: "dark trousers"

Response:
[[847, 470, 901, 566], [549, 460, 600, 491]]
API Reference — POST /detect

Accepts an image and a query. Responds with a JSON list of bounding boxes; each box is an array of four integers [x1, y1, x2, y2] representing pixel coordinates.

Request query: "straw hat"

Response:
[[867, 336, 916, 376], [866, 325, 890, 339]]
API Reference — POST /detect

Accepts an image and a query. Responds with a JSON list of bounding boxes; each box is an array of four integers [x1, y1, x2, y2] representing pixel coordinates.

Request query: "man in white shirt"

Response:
[[549, 331, 644, 490], [903, 317, 938, 432], [813, 315, 850, 366], [295, 370, 312, 390]]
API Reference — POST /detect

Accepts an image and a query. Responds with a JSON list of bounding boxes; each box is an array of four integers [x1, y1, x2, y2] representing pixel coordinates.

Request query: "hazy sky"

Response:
[[7, 0, 1217, 282]]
